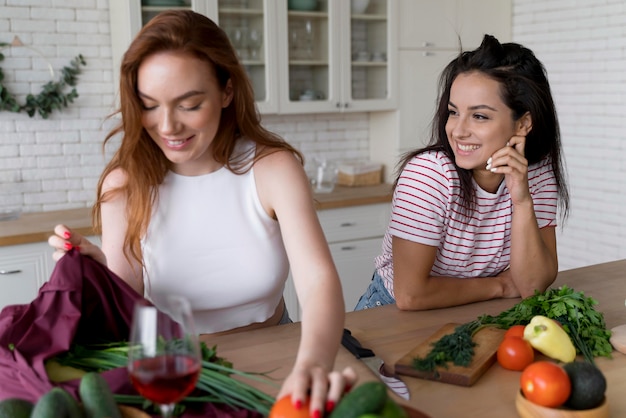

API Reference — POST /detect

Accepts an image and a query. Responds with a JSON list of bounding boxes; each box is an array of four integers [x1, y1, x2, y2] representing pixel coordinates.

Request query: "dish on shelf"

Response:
[[142, 0, 186, 6], [288, 0, 318, 11]]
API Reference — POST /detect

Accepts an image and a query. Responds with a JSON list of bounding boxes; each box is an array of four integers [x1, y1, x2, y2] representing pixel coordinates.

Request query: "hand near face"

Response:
[[486, 135, 531, 206]]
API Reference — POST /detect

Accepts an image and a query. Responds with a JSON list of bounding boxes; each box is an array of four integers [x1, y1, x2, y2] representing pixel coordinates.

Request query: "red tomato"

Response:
[[520, 361, 571, 408], [269, 395, 311, 418], [504, 325, 526, 339], [497, 336, 534, 371]]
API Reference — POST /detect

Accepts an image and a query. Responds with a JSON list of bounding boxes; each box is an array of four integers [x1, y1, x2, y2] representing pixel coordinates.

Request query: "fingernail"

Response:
[[344, 383, 353, 392], [506, 141, 510, 146], [294, 399, 302, 410], [486, 163, 491, 170], [490, 167, 498, 173], [63, 231, 71, 239], [312, 409, 321, 418], [74, 246, 80, 252], [64, 242, 73, 250], [325, 401, 335, 412]]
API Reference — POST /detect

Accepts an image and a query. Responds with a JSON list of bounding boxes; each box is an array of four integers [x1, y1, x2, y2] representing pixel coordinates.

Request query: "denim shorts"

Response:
[[278, 304, 293, 325], [353, 270, 395, 311]]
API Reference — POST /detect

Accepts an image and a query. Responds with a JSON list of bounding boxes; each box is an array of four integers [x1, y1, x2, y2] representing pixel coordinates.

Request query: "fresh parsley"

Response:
[[413, 286, 613, 371]]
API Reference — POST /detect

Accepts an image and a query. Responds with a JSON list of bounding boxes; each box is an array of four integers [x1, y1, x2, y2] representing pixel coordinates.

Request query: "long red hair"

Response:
[[93, 10, 302, 268]]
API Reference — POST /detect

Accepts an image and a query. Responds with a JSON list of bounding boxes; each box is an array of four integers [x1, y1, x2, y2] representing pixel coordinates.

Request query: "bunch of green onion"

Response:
[[53, 341, 276, 415]]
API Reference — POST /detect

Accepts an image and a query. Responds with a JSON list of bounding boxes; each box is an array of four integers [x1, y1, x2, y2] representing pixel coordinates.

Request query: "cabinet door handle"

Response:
[[340, 222, 356, 227], [340, 246, 356, 251], [422, 51, 435, 57], [0, 269, 21, 275], [422, 41, 434, 47]]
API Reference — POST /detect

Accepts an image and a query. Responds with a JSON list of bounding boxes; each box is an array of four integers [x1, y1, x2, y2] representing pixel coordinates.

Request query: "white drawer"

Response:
[[0, 245, 51, 310], [318, 203, 390, 243]]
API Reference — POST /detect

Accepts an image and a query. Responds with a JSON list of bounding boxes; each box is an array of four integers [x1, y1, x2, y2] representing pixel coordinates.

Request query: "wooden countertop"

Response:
[[203, 259, 626, 418], [0, 184, 393, 247]]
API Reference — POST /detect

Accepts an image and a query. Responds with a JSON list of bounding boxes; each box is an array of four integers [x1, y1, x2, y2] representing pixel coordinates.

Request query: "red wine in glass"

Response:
[[130, 354, 201, 405], [128, 295, 201, 418]]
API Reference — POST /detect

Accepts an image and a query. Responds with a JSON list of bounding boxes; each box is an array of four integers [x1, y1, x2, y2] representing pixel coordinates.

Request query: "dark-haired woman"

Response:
[[355, 34, 569, 311], [48, 10, 353, 416]]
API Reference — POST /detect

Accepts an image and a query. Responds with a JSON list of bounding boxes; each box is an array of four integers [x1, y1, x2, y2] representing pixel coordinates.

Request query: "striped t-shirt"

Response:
[[376, 150, 558, 297]]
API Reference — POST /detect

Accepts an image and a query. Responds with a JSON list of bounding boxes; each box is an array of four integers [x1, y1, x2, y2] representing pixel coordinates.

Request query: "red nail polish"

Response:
[[344, 383, 353, 392], [312, 409, 321, 418], [325, 400, 335, 412], [294, 399, 302, 410], [63, 231, 71, 239], [74, 246, 80, 252], [64, 242, 73, 250]]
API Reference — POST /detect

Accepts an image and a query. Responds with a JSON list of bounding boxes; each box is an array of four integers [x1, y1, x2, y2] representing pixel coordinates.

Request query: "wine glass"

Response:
[[128, 295, 201, 418]]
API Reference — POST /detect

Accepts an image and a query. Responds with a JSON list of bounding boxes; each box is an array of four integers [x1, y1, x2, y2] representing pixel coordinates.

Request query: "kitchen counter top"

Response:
[[0, 184, 393, 247], [204, 259, 626, 418]]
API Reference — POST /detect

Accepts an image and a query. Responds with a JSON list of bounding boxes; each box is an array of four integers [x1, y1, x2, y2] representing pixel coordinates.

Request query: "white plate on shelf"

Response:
[[142, 0, 186, 6]]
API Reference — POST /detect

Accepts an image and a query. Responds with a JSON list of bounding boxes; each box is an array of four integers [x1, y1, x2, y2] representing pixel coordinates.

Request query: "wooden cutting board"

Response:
[[394, 323, 506, 386]]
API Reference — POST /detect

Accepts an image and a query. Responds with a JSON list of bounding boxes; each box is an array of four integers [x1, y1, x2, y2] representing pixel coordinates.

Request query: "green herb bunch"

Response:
[[413, 286, 613, 372], [54, 340, 276, 416]]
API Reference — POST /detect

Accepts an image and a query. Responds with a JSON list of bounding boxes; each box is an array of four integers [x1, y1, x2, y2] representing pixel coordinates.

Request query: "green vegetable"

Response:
[[523, 315, 576, 362], [31, 387, 83, 418], [413, 286, 612, 371], [54, 341, 275, 416], [79, 372, 121, 418], [329, 381, 388, 418], [0, 398, 34, 418]]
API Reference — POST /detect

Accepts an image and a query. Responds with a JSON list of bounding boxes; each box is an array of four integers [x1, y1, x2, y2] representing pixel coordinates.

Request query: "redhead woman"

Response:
[[48, 10, 353, 417]]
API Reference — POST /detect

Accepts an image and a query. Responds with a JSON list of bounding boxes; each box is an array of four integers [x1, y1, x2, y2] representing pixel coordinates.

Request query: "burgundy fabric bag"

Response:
[[0, 249, 262, 417]]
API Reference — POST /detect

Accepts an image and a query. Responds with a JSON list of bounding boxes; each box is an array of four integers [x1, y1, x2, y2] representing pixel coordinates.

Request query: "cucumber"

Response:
[[79, 372, 122, 418], [379, 397, 409, 418], [0, 398, 34, 418], [329, 381, 388, 418], [31, 387, 83, 418]]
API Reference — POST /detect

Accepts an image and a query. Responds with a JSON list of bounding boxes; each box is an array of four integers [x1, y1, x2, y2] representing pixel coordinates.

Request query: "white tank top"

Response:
[[141, 143, 289, 333]]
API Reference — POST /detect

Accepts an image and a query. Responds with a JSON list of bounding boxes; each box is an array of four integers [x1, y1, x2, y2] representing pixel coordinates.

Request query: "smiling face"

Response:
[[446, 71, 518, 173], [137, 51, 233, 176]]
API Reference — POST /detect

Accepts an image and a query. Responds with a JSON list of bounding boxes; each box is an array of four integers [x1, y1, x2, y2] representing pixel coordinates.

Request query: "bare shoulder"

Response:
[[254, 148, 306, 183], [253, 149, 312, 217], [101, 167, 128, 192]]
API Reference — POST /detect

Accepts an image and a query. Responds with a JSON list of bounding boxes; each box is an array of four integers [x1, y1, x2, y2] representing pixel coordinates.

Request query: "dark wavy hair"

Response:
[[93, 10, 303, 267], [396, 34, 569, 218]]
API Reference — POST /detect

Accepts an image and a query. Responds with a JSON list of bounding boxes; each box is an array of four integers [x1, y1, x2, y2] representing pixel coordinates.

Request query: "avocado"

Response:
[[0, 398, 34, 418], [563, 361, 607, 410]]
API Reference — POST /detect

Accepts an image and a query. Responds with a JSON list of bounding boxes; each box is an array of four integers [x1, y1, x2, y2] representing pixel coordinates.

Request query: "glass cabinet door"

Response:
[[216, 0, 277, 113], [278, 0, 340, 114], [349, 0, 388, 100], [344, 0, 396, 111]]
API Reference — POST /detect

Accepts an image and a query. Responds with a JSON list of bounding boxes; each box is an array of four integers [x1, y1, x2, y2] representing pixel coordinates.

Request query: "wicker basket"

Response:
[[337, 161, 382, 186]]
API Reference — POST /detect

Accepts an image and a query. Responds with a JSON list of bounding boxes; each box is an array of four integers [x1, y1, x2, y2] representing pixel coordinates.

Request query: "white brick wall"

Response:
[[0, 1, 369, 214], [513, 0, 626, 270]]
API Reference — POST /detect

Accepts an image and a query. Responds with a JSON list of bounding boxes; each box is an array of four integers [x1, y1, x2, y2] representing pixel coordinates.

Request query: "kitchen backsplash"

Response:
[[0, 4, 369, 215]]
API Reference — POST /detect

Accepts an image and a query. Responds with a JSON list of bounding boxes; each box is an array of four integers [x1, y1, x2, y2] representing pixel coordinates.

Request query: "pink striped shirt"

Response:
[[376, 150, 558, 297]]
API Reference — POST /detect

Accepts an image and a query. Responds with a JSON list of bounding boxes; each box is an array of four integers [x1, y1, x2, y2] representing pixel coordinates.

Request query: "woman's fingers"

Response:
[[277, 366, 359, 416], [488, 137, 528, 174], [325, 367, 358, 412]]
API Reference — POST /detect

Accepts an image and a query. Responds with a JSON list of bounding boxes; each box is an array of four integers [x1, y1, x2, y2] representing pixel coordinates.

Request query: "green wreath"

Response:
[[0, 43, 86, 119]]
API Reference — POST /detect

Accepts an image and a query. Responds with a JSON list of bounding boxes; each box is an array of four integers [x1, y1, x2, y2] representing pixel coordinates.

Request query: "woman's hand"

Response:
[[277, 365, 357, 416], [488, 135, 531, 206], [48, 224, 107, 266]]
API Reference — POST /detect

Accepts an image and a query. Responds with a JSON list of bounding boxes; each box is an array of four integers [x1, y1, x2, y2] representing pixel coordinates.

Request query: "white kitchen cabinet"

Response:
[[0, 242, 53, 311], [0, 237, 101, 311], [284, 202, 390, 321], [108, 0, 397, 115], [277, 0, 397, 114]]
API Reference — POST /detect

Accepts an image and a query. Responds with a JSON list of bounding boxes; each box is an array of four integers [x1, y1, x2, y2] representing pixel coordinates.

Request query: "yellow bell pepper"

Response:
[[523, 315, 576, 362]]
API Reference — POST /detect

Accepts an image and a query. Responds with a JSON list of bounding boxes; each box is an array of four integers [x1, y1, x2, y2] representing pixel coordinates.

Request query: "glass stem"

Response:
[[159, 403, 175, 418]]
